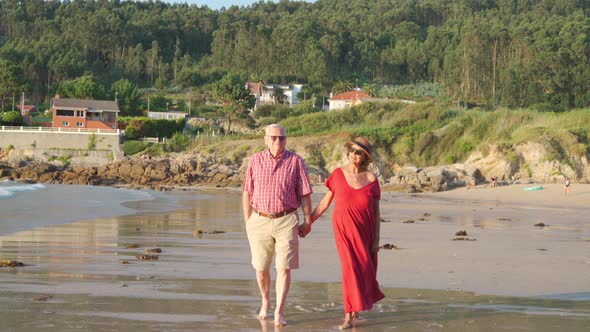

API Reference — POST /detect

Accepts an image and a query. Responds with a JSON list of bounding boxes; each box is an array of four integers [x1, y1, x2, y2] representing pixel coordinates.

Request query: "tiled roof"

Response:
[[245, 82, 263, 95], [329, 90, 371, 101], [17, 105, 37, 111], [52, 98, 120, 112]]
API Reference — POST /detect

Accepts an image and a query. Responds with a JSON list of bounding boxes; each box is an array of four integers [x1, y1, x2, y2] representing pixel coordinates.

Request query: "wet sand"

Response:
[[1, 185, 589, 331]]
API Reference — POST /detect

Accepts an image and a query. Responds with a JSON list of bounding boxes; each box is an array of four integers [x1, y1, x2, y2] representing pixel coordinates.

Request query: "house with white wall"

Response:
[[245, 83, 303, 109], [327, 90, 371, 110]]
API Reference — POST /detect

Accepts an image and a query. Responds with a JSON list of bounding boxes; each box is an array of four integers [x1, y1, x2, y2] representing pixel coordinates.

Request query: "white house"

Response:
[[327, 90, 371, 110], [245, 83, 303, 109], [147, 111, 187, 120]]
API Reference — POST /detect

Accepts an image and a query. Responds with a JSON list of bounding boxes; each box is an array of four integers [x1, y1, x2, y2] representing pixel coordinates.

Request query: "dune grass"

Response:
[[279, 102, 590, 167]]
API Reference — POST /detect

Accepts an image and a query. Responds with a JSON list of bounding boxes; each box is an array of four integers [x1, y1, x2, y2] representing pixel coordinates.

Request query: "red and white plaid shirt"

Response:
[[243, 149, 313, 213]]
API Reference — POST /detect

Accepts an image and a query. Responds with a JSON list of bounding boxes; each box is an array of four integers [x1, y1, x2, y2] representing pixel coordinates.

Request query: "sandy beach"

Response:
[[0, 183, 589, 331]]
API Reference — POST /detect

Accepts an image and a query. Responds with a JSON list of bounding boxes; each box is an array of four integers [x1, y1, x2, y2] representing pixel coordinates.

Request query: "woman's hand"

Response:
[[371, 242, 380, 253]]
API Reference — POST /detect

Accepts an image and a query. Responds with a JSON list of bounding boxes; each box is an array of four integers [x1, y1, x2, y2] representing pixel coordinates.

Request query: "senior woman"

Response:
[[300, 136, 384, 329]]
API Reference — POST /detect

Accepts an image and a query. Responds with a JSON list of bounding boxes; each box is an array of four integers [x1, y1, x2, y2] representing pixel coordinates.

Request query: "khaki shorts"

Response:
[[246, 211, 299, 271]]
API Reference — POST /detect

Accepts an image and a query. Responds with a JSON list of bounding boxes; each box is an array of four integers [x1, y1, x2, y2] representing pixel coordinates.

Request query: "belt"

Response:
[[252, 207, 297, 219]]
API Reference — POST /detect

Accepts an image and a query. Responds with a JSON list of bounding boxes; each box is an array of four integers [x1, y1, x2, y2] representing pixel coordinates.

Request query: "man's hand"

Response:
[[298, 222, 311, 238]]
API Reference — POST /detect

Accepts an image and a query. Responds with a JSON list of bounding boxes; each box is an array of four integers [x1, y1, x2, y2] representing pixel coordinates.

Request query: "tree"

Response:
[[54, 74, 103, 99], [211, 73, 255, 133], [273, 86, 287, 104], [112, 79, 141, 116], [0, 58, 24, 112], [2, 110, 24, 126]]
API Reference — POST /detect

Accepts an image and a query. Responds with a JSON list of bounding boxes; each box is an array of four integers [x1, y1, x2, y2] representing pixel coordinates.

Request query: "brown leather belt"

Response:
[[252, 207, 297, 219]]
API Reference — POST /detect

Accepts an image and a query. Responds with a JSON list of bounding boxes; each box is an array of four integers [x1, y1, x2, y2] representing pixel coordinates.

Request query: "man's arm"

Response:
[[242, 190, 251, 224], [298, 194, 312, 237]]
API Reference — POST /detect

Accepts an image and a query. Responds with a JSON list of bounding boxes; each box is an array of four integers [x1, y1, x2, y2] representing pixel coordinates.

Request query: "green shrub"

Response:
[[123, 140, 150, 155], [57, 155, 71, 167], [87, 134, 97, 150], [1, 111, 24, 126], [166, 132, 190, 152], [305, 144, 326, 168], [125, 125, 141, 140]]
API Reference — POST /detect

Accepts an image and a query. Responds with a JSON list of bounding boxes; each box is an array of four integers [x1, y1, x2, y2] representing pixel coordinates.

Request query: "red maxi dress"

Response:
[[326, 168, 385, 313]]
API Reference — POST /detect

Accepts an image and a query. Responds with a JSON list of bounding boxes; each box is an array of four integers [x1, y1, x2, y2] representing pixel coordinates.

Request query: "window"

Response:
[[76, 111, 84, 117], [76, 122, 83, 127], [56, 109, 74, 117], [62, 121, 69, 126]]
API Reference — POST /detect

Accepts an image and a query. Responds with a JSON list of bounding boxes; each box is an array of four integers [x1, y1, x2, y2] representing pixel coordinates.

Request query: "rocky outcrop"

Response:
[[2, 137, 588, 192], [1, 153, 244, 190], [385, 164, 484, 192]]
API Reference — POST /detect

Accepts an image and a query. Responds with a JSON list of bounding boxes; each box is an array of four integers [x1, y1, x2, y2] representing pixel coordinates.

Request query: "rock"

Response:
[[380, 243, 398, 250], [455, 230, 468, 236], [136, 255, 159, 260], [0, 260, 26, 267], [32, 296, 53, 302], [403, 220, 415, 224], [145, 248, 162, 253], [534, 223, 547, 227]]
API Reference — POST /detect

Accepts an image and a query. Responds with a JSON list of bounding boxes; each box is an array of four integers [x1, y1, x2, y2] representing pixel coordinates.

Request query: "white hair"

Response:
[[265, 124, 286, 136]]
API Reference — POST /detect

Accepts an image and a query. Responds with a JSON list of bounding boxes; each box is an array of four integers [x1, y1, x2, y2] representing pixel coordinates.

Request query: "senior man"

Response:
[[242, 123, 313, 327]]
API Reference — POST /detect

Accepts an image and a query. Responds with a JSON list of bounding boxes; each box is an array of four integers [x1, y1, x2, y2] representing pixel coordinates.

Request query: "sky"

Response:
[[164, 0, 315, 10]]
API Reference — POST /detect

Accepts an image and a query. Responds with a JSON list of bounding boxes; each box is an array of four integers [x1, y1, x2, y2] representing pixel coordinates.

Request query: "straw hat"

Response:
[[346, 136, 373, 162]]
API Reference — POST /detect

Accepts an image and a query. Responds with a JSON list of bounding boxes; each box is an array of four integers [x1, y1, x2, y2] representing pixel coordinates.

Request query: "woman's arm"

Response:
[[311, 190, 334, 222], [299, 190, 334, 238]]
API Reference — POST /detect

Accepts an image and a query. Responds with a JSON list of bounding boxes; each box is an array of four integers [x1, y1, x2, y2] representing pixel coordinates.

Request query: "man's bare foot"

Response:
[[257, 301, 270, 320], [274, 312, 287, 327]]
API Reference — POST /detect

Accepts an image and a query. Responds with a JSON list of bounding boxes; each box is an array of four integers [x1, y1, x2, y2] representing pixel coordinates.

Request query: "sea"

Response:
[[0, 180, 173, 235]]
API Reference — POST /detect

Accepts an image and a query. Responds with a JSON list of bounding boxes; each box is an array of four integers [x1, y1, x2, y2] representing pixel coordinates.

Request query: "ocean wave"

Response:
[[0, 188, 14, 198], [0, 181, 46, 198]]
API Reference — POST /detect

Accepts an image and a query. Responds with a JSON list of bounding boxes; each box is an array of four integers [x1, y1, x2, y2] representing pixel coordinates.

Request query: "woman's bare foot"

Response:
[[257, 301, 270, 320], [352, 312, 360, 320], [338, 320, 353, 330], [339, 313, 353, 330]]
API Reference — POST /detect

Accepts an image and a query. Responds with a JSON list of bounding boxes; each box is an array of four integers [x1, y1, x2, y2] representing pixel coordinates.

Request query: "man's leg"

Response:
[[256, 269, 271, 319], [274, 268, 291, 326]]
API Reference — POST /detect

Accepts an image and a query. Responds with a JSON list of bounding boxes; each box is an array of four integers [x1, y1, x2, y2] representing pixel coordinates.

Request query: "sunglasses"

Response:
[[267, 135, 286, 142], [348, 148, 364, 156]]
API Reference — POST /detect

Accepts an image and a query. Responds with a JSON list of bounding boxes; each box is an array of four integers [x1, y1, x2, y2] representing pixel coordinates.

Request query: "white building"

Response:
[[147, 111, 187, 120], [327, 90, 371, 110], [245, 82, 303, 109]]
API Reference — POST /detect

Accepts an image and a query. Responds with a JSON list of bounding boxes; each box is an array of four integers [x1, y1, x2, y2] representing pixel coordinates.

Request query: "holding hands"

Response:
[[298, 222, 312, 238]]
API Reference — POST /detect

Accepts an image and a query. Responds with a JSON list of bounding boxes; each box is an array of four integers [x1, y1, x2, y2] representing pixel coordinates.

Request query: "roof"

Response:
[[16, 105, 38, 111], [245, 82, 263, 95], [52, 98, 120, 112], [329, 90, 371, 101]]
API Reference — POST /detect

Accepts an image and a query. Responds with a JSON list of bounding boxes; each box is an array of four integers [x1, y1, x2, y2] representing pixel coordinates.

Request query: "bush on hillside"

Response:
[[1, 111, 24, 126], [123, 140, 151, 155]]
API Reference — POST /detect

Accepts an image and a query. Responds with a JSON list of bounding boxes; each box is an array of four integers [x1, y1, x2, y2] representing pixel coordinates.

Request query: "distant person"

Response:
[[300, 137, 384, 329], [466, 177, 476, 189], [565, 176, 572, 196], [491, 176, 499, 188], [242, 124, 313, 327], [513, 172, 521, 181]]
